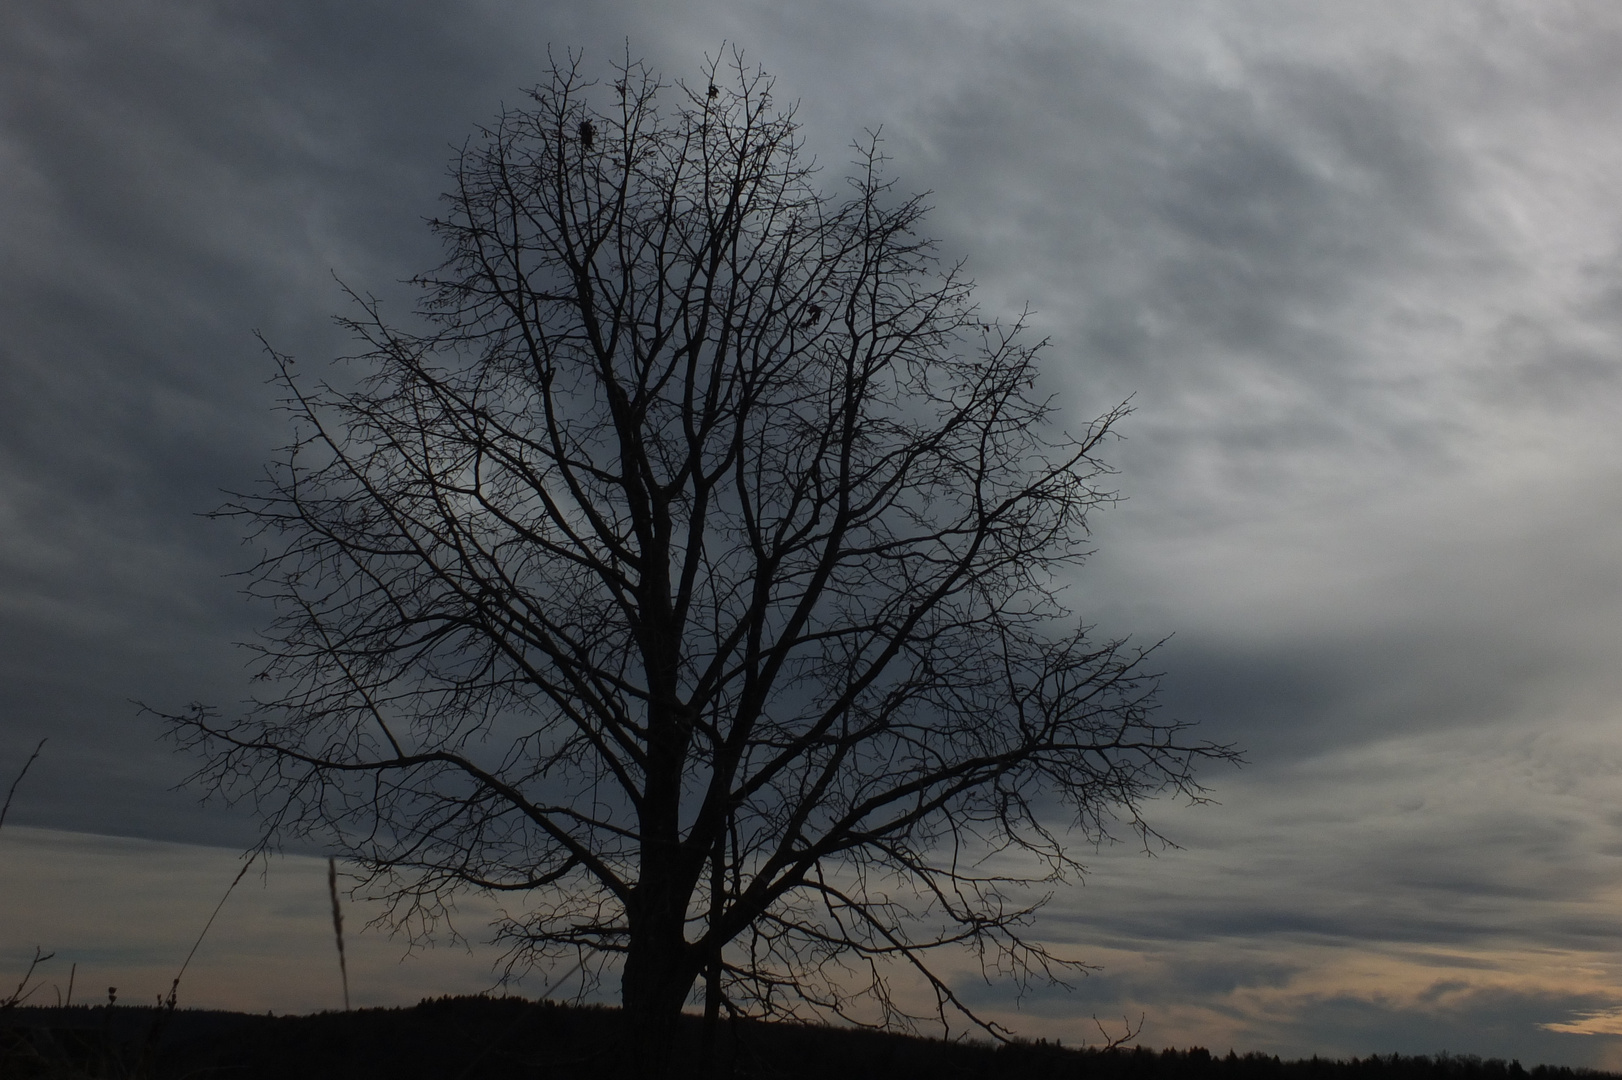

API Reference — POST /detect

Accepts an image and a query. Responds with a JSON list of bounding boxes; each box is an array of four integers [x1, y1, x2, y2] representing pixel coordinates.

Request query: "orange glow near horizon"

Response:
[[6, 825, 1622, 1067]]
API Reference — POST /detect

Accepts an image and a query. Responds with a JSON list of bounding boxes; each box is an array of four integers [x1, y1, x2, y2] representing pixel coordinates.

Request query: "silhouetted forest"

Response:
[[0, 996, 1610, 1080]]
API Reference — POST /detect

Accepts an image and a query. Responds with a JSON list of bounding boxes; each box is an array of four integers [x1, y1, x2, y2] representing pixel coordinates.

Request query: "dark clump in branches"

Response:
[[160, 47, 1235, 1072]]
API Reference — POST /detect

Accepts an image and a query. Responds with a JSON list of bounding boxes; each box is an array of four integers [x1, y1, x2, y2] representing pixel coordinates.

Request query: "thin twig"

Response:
[[2, 946, 55, 1010], [0, 738, 46, 834], [1091, 1012, 1145, 1050], [1, 741, 53, 1013]]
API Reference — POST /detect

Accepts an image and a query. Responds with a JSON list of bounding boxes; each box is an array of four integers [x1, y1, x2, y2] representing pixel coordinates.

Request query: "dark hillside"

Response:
[[1, 997, 1611, 1080]]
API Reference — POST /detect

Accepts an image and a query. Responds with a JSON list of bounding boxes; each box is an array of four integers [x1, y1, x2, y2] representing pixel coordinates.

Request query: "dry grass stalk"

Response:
[[328, 857, 349, 1011], [168, 854, 255, 1010]]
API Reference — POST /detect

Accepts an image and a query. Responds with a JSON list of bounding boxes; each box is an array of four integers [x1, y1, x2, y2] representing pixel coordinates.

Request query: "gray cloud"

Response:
[[5, 0, 1622, 1065]]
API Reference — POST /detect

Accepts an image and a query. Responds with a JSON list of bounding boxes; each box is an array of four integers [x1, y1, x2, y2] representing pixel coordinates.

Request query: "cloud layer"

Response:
[[4, 0, 1622, 1065]]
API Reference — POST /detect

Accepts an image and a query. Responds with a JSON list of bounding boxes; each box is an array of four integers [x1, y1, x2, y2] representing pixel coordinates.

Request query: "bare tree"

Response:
[[163, 49, 1234, 1071]]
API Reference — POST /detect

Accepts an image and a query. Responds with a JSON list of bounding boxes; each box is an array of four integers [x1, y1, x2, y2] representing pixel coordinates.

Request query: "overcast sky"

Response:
[[5, 0, 1622, 1066]]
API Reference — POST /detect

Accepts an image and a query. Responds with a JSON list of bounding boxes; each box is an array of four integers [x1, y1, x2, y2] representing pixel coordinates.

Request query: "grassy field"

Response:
[[2, 996, 1618, 1080]]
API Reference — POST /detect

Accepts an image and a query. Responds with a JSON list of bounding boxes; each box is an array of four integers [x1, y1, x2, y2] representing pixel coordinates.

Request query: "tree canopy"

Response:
[[163, 48, 1234, 1071]]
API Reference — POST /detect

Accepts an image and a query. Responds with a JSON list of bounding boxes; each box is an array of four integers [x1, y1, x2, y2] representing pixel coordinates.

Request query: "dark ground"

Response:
[[0, 997, 1613, 1080]]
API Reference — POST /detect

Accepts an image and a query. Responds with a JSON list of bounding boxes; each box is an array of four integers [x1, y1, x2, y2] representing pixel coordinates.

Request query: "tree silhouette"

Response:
[[164, 48, 1234, 1073]]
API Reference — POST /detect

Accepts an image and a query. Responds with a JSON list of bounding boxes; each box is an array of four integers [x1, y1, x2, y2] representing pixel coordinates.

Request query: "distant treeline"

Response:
[[0, 996, 1611, 1080]]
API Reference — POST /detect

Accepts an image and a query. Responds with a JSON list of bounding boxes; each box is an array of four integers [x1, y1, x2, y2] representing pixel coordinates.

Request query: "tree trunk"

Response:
[[623, 620, 701, 1074], [621, 790, 699, 1076], [620, 912, 698, 1077]]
